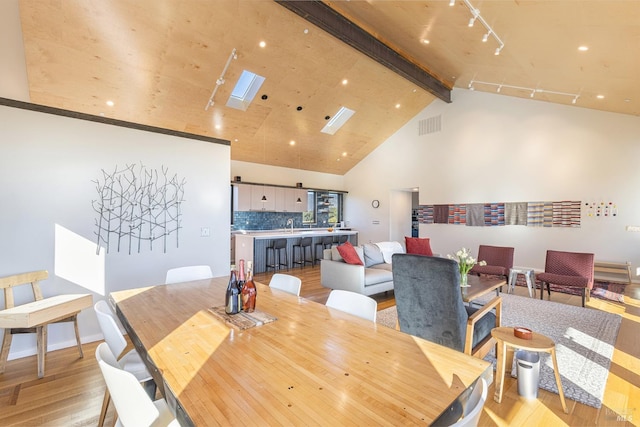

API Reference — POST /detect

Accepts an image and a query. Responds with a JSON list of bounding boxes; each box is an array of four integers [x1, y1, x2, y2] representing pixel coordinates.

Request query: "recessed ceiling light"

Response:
[[290, 140, 296, 146], [259, 41, 266, 48], [421, 39, 430, 45], [597, 94, 605, 99], [342, 152, 347, 157], [234, 138, 239, 142], [578, 46, 589, 51], [395, 103, 401, 109], [106, 100, 114, 107], [303, 29, 309, 34], [342, 79, 348, 85], [215, 124, 221, 130], [624, 98, 631, 103]]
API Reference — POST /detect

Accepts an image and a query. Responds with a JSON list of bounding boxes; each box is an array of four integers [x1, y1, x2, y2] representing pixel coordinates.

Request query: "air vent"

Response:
[[418, 114, 441, 136]]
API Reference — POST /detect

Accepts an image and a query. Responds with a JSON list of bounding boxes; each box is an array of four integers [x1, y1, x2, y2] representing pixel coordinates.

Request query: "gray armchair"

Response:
[[392, 254, 501, 358]]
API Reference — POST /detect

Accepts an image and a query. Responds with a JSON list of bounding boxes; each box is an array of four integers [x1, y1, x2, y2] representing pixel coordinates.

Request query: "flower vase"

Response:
[[460, 272, 469, 287]]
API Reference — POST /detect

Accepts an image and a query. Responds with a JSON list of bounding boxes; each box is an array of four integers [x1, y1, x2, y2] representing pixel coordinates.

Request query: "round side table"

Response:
[[508, 267, 536, 298], [491, 327, 568, 414]]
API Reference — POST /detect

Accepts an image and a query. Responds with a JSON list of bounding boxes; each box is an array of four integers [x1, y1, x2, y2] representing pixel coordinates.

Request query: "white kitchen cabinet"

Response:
[[294, 189, 307, 213], [233, 184, 252, 211], [250, 185, 275, 211]]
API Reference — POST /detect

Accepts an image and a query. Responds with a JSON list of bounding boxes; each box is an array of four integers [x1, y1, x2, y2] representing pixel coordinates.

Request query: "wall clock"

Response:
[[371, 199, 380, 208]]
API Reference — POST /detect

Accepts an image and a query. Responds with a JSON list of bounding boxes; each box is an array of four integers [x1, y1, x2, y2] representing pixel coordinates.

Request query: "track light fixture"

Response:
[[468, 80, 581, 105], [452, 0, 505, 55], [205, 48, 238, 110]]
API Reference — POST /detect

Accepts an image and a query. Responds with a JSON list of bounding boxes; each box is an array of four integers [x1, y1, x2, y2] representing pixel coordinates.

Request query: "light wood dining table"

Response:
[[110, 277, 492, 426]]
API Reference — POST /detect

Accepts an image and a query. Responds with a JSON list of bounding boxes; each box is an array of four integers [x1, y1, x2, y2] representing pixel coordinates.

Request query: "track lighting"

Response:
[[452, 0, 505, 55], [468, 80, 581, 105], [205, 48, 238, 111]]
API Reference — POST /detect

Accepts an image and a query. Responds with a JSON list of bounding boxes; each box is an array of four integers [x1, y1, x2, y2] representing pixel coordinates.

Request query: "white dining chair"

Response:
[[165, 265, 213, 284], [96, 343, 181, 427], [94, 300, 154, 427], [325, 289, 377, 322], [269, 273, 302, 296], [450, 378, 487, 427]]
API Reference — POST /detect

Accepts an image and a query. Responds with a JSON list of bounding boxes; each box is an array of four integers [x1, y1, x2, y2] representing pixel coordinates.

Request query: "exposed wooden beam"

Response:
[[275, 0, 451, 103]]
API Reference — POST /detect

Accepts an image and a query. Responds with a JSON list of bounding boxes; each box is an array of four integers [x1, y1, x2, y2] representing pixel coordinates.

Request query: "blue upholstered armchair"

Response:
[[392, 254, 501, 358]]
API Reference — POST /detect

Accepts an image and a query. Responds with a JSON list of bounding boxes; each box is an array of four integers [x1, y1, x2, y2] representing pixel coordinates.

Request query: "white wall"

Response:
[[345, 89, 640, 279], [231, 160, 345, 191], [0, 104, 230, 359]]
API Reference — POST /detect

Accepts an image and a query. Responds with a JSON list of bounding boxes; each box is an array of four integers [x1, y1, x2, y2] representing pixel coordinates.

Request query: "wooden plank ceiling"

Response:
[[18, 0, 640, 175]]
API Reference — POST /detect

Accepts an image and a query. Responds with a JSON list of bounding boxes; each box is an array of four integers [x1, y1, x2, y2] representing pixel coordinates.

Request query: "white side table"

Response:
[[508, 267, 536, 298]]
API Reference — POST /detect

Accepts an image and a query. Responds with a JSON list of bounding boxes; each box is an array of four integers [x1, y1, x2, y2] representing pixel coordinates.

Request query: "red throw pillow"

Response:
[[405, 237, 433, 256], [336, 241, 363, 265]]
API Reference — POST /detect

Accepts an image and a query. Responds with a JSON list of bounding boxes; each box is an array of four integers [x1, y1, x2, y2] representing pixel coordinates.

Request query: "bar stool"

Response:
[[334, 234, 349, 245], [314, 236, 334, 264], [293, 237, 314, 268], [266, 238, 288, 271]]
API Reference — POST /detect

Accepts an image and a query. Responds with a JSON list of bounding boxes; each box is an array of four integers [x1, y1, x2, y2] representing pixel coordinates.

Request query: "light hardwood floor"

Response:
[[0, 265, 637, 426]]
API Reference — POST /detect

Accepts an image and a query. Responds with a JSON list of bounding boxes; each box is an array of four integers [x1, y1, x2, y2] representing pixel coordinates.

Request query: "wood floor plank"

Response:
[[0, 264, 636, 426]]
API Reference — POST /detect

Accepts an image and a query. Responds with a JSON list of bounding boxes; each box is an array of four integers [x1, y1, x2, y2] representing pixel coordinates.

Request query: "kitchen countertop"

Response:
[[233, 229, 357, 239]]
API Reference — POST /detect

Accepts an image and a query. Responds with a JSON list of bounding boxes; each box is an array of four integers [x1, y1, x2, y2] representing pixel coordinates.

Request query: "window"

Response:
[[302, 190, 315, 224]]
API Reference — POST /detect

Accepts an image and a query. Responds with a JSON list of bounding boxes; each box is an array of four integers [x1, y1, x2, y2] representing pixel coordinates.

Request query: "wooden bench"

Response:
[[594, 261, 632, 284], [0, 270, 92, 378]]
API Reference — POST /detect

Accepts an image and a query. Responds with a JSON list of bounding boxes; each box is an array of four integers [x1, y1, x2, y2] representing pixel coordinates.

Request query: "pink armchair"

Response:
[[536, 250, 594, 307], [469, 245, 514, 283]]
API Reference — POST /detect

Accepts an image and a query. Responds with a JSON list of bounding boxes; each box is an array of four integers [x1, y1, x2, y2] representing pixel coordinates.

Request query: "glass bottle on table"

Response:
[[225, 264, 240, 315], [242, 260, 257, 313], [237, 259, 246, 310]]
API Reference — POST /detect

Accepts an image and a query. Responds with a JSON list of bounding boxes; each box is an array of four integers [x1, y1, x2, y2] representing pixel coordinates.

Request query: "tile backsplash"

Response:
[[232, 211, 332, 230]]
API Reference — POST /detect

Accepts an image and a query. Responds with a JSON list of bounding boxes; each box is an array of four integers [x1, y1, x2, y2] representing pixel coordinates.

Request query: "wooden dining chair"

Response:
[[0, 270, 91, 378], [269, 273, 302, 296], [95, 343, 180, 427], [325, 289, 377, 322], [94, 300, 154, 427], [165, 265, 213, 284]]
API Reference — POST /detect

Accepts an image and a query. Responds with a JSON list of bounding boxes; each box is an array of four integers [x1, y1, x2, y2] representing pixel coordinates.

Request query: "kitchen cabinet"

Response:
[[250, 185, 275, 211], [275, 188, 307, 212], [234, 184, 307, 213], [233, 184, 251, 211]]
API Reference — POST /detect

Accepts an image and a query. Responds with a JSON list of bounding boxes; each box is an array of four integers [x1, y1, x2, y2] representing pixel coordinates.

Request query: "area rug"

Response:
[[376, 294, 622, 408], [513, 276, 626, 303]]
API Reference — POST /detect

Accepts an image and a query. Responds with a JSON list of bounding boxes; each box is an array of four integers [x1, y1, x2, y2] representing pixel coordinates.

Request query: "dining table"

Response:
[[110, 277, 492, 426]]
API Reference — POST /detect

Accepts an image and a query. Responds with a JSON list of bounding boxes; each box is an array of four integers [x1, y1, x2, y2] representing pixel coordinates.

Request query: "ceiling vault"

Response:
[[274, 0, 451, 103]]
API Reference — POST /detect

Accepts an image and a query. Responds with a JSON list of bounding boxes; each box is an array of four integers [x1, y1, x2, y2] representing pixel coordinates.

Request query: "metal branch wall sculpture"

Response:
[[92, 163, 186, 254]]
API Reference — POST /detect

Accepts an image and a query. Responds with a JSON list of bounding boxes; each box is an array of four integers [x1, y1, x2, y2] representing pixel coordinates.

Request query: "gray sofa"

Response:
[[320, 242, 404, 296]]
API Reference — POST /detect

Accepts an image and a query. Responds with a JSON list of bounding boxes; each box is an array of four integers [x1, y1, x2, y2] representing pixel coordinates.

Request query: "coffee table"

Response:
[[461, 274, 506, 303], [491, 326, 568, 414]]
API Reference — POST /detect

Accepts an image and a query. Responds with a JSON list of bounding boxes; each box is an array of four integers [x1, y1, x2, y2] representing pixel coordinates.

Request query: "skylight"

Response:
[[226, 70, 265, 111], [321, 106, 355, 135]]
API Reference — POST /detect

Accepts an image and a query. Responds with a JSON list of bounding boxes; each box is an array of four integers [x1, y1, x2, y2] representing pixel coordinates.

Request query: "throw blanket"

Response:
[[375, 241, 404, 264]]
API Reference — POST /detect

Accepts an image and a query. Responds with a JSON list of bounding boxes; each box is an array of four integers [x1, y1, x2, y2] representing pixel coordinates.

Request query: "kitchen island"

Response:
[[234, 229, 358, 273]]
